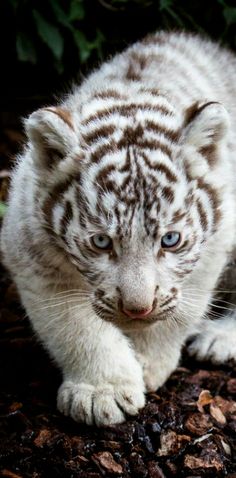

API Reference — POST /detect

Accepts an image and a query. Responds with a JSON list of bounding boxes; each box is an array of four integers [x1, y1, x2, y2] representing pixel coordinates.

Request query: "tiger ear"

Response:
[[25, 107, 79, 168], [181, 101, 230, 178], [183, 101, 229, 148]]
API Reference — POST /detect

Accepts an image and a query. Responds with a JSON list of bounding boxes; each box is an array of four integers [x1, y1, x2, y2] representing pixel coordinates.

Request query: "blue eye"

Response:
[[92, 234, 113, 251], [161, 231, 181, 249]]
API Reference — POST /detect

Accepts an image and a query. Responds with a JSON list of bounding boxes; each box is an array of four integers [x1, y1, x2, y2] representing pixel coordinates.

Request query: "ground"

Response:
[[0, 117, 236, 478]]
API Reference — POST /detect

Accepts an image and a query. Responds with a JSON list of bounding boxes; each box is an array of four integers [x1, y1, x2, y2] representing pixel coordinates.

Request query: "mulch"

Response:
[[0, 115, 235, 478]]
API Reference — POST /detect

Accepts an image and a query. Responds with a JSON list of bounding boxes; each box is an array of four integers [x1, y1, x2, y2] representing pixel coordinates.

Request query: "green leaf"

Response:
[[48, 0, 72, 30], [0, 202, 7, 217], [223, 7, 236, 25], [53, 58, 64, 74], [73, 30, 91, 62], [218, 0, 227, 7], [165, 7, 185, 27], [159, 0, 174, 11], [92, 29, 105, 59], [16, 32, 37, 64], [9, 0, 19, 11], [73, 29, 104, 63], [69, 0, 85, 21], [33, 9, 64, 60]]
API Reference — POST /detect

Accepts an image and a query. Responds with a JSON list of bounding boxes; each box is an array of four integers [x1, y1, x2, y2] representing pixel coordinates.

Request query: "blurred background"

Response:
[[1, 0, 236, 116], [1, 0, 236, 212]]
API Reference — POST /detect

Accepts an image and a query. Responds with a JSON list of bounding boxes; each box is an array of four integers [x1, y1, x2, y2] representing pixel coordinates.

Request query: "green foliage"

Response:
[[68, 0, 85, 21], [73, 29, 104, 63], [16, 32, 37, 64], [103, 0, 236, 37], [159, 0, 174, 11], [0, 202, 7, 218], [10, 0, 104, 73], [8, 0, 236, 78], [223, 6, 236, 25], [33, 9, 64, 61]]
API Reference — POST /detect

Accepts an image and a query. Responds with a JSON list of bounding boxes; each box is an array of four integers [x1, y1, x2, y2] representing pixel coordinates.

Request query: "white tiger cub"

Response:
[[1, 31, 236, 426]]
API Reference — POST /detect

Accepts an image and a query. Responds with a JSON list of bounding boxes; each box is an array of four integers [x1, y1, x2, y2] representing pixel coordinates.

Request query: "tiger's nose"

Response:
[[122, 305, 153, 319]]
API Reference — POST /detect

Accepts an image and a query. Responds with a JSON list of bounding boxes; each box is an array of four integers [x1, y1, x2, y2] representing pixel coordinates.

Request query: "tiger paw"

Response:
[[188, 317, 236, 363], [57, 380, 145, 427]]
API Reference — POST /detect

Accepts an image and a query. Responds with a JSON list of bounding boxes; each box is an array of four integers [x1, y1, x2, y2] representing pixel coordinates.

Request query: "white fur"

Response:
[[1, 32, 236, 427], [183, 103, 229, 148], [188, 315, 236, 363]]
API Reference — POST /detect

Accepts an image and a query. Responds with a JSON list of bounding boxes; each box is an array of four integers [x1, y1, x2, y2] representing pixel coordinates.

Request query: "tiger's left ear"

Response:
[[181, 101, 230, 178], [184, 101, 229, 148]]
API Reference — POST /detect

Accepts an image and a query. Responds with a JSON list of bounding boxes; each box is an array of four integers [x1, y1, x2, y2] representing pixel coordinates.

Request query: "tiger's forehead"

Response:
[[79, 146, 189, 239], [80, 107, 181, 165], [82, 141, 183, 194], [77, 87, 186, 235], [78, 85, 183, 168]]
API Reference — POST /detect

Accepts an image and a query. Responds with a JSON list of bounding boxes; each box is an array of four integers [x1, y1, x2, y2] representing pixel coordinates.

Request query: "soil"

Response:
[[0, 116, 235, 478]]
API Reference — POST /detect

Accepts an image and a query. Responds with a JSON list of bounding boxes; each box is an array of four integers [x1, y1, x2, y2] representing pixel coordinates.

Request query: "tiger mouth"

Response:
[[92, 294, 177, 323], [95, 306, 176, 325], [124, 306, 176, 322], [119, 303, 177, 321]]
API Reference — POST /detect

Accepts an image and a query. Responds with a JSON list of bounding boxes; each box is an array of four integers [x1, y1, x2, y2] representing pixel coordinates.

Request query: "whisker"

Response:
[[31, 299, 91, 314], [182, 295, 236, 313], [207, 302, 235, 312], [32, 291, 92, 304], [36, 304, 91, 325], [38, 306, 98, 335], [185, 287, 236, 294], [184, 292, 236, 307]]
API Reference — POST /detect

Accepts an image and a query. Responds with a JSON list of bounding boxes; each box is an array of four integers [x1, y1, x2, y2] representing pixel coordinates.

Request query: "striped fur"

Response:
[[1, 31, 236, 426]]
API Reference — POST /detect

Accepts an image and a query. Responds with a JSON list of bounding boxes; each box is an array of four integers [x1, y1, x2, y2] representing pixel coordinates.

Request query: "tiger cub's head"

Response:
[[25, 100, 229, 328]]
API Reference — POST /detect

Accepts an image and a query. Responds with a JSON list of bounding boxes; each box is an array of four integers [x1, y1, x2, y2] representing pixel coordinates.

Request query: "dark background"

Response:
[[1, 0, 236, 118]]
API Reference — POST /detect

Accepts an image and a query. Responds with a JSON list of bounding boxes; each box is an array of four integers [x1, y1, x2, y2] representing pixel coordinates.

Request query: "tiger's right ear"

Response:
[[25, 107, 79, 168]]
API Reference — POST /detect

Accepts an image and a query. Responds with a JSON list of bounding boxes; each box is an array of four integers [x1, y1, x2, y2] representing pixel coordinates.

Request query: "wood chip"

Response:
[[8, 401, 23, 413], [214, 395, 236, 415], [147, 461, 166, 478], [227, 378, 236, 394], [209, 402, 226, 425], [185, 412, 213, 436], [184, 453, 224, 472], [1, 471, 22, 478], [220, 438, 231, 456], [157, 430, 191, 456], [92, 451, 123, 475], [34, 428, 53, 447], [197, 390, 213, 412]]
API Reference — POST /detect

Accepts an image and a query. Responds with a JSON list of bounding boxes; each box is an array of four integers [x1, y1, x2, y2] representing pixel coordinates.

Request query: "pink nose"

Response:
[[122, 306, 153, 319]]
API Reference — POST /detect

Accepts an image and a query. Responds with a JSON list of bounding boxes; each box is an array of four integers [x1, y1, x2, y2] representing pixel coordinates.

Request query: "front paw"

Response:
[[57, 380, 145, 427]]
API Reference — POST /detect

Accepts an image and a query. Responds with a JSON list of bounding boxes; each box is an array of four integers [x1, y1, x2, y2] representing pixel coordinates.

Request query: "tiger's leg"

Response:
[[129, 321, 185, 392], [15, 275, 146, 427]]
